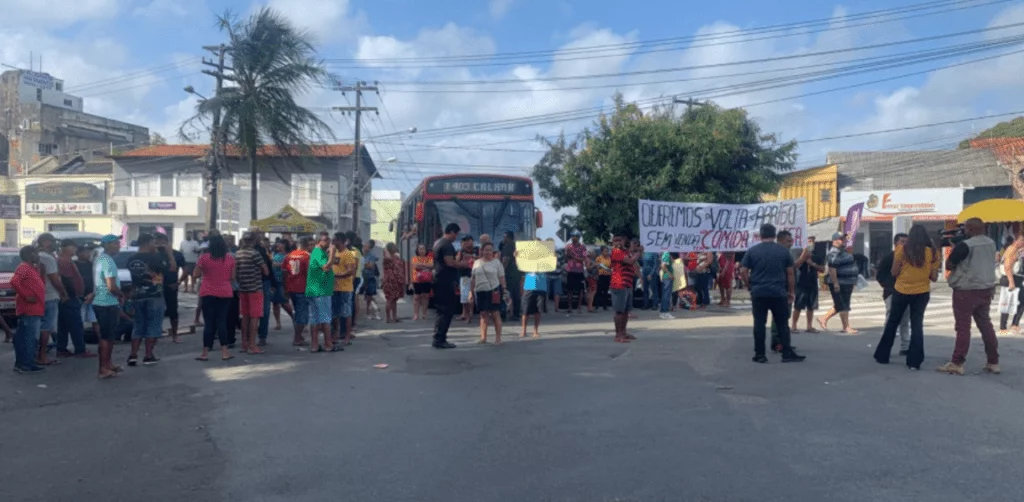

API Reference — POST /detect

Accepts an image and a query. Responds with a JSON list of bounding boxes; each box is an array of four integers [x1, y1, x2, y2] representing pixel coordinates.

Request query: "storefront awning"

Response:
[[249, 205, 325, 233], [957, 199, 1024, 224]]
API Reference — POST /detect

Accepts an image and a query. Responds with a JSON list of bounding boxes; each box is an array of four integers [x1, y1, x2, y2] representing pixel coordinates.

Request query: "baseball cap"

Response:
[[831, 232, 846, 241], [37, 232, 56, 244], [571, 230, 582, 237], [100, 234, 120, 244]]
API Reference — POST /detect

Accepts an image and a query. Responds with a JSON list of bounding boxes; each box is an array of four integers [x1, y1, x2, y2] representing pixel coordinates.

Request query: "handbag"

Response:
[[491, 289, 501, 304], [415, 269, 433, 283]]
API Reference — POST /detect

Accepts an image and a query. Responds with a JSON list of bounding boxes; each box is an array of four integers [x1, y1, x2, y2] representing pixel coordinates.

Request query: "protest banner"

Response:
[[515, 240, 557, 272], [638, 198, 807, 252]]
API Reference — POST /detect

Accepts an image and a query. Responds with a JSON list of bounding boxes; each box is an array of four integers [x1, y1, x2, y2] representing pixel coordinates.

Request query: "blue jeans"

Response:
[[56, 297, 87, 354], [132, 297, 167, 339], [695, 273, 712, 306], [643, 274, 658, 309], [14, 315, 41, 369], [661, 278, 673, 313], [258, 280, 272, 341]]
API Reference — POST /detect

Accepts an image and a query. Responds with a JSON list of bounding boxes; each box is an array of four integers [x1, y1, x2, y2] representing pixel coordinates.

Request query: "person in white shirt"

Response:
[[470, 242, 506, 344], [179, 231, 201, 293]]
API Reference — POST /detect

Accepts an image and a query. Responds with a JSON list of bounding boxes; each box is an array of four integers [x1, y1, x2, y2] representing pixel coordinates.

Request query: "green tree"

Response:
[[150, 132, 168, 145], [532, 96, 797, 239], [180, 8, 334, 221], [958, 117, 1024, 149]]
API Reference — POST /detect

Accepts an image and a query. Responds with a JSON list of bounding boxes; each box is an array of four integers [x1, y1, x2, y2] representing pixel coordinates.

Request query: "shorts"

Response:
[[524, 290, 545, 315], [362, 277, 378, 297], [413, 282, 433, 295], [460, 277, 472, 303], [547, 275, 564, 297], [290, 293, 309, 325], [332, 291, 353, 318], [41, 299, 58, 332], [610, 288, 633, 313], [829, 284, 855, 313], [82, 303, 97, 324], [476, 289, 501, 312], [184, 263, 196, 276], [131, 296, 167, 339], [794, 286, 819, 311], [308, 296, 332, 325], [239, 291, 265, 317], [93, 304, 121, 341], [163, 288, 179, 320], [566, 272, 585, 293], [272, 287, 288, 304]]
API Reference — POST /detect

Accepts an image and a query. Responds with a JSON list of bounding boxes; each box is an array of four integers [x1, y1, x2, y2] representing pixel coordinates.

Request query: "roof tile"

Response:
[[115, 144, 356, 158]]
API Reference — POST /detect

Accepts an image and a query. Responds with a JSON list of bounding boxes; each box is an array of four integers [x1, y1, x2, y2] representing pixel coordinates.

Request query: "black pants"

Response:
[[752, 296, 792, 356], [507, 272, 522, 317], [433, 280, 457, 344], [228, 291, 240, 345], [597, 275, 611, 308], [201, 296, 231, 349], [874, 291, 929, 369], [695, 273, 712, 306]]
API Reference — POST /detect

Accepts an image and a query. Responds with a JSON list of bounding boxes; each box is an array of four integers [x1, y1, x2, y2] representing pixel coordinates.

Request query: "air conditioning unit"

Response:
[[108, 201, 125, 215]]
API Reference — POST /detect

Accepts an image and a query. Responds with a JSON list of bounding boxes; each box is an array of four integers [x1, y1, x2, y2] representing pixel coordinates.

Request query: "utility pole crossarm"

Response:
[[673, 96, 708, 112], [332, 106, 378, 113]]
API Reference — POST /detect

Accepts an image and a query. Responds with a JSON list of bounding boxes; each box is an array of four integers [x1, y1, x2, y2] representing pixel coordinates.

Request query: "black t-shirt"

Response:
[[501, 240, 519, 276], [76, 260, 95, 296], [432, 238, 458, 284], [162, 249, 185, 294], [126, 251, 169, 300], [797, 254, 822, 289]]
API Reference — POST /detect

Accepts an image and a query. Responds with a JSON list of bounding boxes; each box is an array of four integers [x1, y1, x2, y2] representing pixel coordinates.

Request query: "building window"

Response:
[[36, 88, 42, 101], [38, 143, 55, 155], [55, 82, 63, 92], [134, 175, 161, 197], [233, 174, 260, 189], [291, 173, 321, 214], [176, 173, 204, 197], [47, 223, 79, 232], [820, 189, 831, 203], [63, 99, 73, 107], [371, 209, 378, 224]]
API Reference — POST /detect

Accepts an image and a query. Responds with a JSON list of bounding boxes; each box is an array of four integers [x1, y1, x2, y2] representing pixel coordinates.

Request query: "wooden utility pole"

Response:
[[200, 44, 231, 230], [333, 81, 378, 234], [673, 96, 707, 112]]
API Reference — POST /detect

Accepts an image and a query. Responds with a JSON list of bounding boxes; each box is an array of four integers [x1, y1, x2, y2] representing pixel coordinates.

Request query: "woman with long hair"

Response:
[[471, 242, 506, 344], [873, 224, 939, 370], [382, 243, 406, 323], [193, 234, 236, 361], [411, 243, 433, 321]]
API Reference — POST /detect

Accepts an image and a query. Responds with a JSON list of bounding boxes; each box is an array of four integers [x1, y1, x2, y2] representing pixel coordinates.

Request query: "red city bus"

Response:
[[391, 174, 543, 283]]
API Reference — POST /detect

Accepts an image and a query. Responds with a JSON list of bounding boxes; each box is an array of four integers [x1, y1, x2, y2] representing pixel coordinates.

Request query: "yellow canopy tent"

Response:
[[249, 205, 326, 233], [957, 199, 1024, 224]]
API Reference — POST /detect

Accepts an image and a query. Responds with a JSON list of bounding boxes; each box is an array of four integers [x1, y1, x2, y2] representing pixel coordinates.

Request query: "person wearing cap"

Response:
[[55, 239, 95, 359], [93, 235, 124, 378], [35, 233, 69, 367], [818, 232, 860, 334], [456, 235, 477, 323], [124, 233, 174, 366], [501, 230, 522, 318]]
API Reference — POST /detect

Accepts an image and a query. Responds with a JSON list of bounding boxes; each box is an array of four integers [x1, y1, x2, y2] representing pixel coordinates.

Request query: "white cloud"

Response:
[[2, 0, 119, 27], [263, 0, 369, 44], [133, 0, 189, 18], [489, 0, 514, 20]]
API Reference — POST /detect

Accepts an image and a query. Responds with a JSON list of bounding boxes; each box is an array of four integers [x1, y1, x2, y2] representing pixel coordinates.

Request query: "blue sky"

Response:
[[3, 0, 1024, 239]]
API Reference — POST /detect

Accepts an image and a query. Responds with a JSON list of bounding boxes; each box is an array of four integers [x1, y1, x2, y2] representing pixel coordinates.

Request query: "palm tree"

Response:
[[181, 8, 334, 222]]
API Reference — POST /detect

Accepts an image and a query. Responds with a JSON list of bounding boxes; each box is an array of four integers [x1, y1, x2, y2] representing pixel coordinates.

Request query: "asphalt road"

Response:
[[2, 293, 1024, 502]]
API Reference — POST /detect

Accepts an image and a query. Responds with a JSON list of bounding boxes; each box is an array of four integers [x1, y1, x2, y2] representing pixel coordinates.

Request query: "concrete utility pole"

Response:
[[199, 44, 232, 230], [673, 96, 708, 113], [332, 81, 378, 234]]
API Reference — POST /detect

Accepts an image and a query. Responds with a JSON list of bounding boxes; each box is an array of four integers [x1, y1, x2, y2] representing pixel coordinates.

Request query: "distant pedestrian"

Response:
[[564, 231, 588, 314], [271, 240, 296, 331], [456, 235, 477, 323], [329, 232, 357, 346], [717, 252, 735, 308], [609, 234, 639, 343], [432, 223, 462, 349], [347, 233, 364, 331], [874, 225, 939, 370], [940, 218, 1000, 375], [875, 234, 910, 354], [193, 234, 235, 362], [55, 239, 95, 359], [501, 231, 522, 318], [35, 233, 67, 367], [818, 232, 859, 334], [306, 233, 338, 352], [362, 240, 381, 321], [180, 231, 201, 293], [125, 233, 174, 366], [155, 233, 186, 344], [235, 233, 268, 355], [996, 234, 1024, 334], [76, 244, 101, 344], [411, 244, 433, 321], [382, 243, 406, 324], [521, 270, 546, 338], [770, 230, 796, 352], [253, 230, 278, 347], [740, 224, 805, 363], [92, 235, 124, 378], [642, 249, 661, 310], [471, 242, 505, 344], [791, 237, 824, 334], [283, 238, 312, 346], [658, 250, 675, 320], [11, 246, 46, 373]]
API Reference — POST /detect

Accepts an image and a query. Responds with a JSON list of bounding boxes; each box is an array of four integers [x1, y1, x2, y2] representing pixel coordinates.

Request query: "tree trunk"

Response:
[[249, 147, 258, 223]]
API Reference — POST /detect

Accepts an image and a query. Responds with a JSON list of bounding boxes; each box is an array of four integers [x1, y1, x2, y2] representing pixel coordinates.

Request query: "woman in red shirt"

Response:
[[382, 243, 406, 323], [10, 246, 46, 373], [193, 234, 236, 361]]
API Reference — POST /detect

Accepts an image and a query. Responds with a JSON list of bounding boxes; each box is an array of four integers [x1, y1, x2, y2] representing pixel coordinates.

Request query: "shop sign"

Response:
[[0, 195, 20, 219], [840, 188, 963, 221], [148, 202, 177, 210], [25, 182, 106, 215]]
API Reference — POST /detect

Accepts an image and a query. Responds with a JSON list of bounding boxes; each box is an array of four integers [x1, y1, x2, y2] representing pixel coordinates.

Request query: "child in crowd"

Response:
[[521, 271, 546, 339]]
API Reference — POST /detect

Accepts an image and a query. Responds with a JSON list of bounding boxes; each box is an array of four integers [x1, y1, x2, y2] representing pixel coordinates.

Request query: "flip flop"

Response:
[[328, 346, 344, 352], [37, 360, 61, 366], [98, 372, 118, 380], [222, 355, 235, 361], [195, 356, 209, 362], [805, 327, 820, 334]]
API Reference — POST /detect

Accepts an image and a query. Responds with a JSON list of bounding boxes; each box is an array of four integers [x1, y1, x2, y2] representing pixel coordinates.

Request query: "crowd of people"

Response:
[[4, 217, 1009, 378]]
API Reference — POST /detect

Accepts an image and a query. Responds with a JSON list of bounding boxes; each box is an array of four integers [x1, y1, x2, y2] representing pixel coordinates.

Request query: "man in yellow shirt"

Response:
[[330, 232, 357, 346], [348, 232, 364, 330]]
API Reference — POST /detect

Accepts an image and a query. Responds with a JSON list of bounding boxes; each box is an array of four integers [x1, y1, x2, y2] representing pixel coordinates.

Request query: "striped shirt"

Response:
[[234, 248, 265, 293]]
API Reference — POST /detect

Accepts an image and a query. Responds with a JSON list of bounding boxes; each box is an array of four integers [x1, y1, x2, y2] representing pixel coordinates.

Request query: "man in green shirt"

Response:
[[306, 234, 339, 352]]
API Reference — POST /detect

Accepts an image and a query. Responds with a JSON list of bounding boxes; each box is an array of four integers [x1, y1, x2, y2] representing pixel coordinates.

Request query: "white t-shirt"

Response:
[[471, 258, 505, 292], [38, 252, 60, 301], [180, 239, 200, 263]]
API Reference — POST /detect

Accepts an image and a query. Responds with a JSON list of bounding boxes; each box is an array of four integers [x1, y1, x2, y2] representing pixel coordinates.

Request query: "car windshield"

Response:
[[432, 200, 535, 240], [0, 253, 19, 273]]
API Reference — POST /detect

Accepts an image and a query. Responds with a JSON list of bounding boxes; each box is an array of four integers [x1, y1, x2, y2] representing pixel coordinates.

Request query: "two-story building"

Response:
[[110, 144, 378, 242]]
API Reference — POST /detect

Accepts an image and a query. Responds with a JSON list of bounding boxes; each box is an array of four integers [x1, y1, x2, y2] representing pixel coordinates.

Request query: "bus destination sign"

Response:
[[428, 177, 532, 196]]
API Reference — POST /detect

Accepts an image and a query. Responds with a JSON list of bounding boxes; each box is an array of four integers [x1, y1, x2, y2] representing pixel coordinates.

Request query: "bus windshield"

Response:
[[432, 200, 535, 241]]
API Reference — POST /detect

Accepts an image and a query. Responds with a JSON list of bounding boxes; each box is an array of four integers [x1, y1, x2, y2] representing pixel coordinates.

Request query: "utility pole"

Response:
[[332, 81, 378, 235], [200, 44, 230, 230], [673, 96, 708, 113]]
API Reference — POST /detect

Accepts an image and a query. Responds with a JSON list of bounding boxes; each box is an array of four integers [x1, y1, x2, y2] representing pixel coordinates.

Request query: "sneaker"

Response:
[[256, 339, 267, 347], [432, 342, 457, 349], [142, 356, 160, 366], [752, 355, 768, 363], [782, 351, 806, 363], [983, 363, 1001, 375], [127, 356, 138, 367], [898, 350, 908, 357], [660, 313, 675, 320], [14, 364, 45, 373], [937, 362, 965, 376]]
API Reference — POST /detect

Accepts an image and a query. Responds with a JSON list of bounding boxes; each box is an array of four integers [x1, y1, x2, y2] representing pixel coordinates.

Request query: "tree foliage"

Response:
[[531, 96, 797, 239], [180, 7, 334, 221], [150, 132, 168, 145], [958, 117, 1024, 149]]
